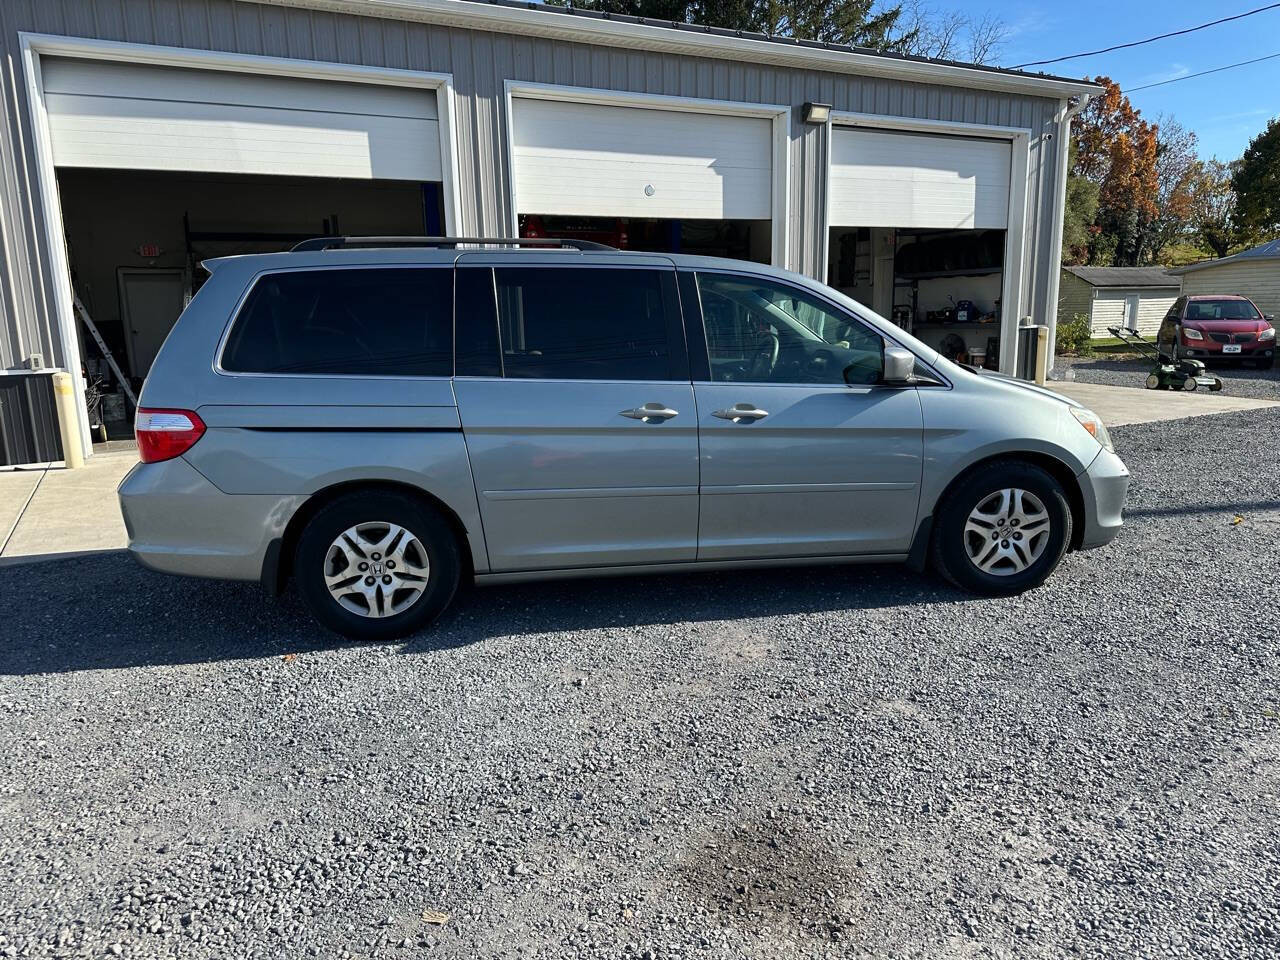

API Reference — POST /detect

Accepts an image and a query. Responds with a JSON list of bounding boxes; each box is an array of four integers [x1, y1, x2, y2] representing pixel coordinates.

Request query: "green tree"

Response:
[[1233, 117, 1280, 242], [758, 0, 906, 47], [1062, 141, 1099, 264], [549, 0, 913, 50]]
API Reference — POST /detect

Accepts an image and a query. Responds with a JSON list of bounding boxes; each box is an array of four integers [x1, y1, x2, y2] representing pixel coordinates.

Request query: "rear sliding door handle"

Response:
[[620, 402, 679, 423], [712, 403, 769, 422]]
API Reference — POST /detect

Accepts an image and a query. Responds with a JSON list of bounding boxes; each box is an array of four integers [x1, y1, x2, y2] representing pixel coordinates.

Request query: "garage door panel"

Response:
[[41, 58, 440, 181], [514, 155, 771, 219], [513, 98, 772, 221], [42, 58, 436, 121], [830, 129, 1010, 230]]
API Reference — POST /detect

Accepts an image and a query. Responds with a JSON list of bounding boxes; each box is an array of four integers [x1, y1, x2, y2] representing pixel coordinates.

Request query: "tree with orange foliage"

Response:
[[1070, 77, 1159, 266]]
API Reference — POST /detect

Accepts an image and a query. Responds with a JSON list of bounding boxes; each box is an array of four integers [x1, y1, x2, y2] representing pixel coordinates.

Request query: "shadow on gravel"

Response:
[[409, 562, 960, 655], [1, 550, 961, 675]]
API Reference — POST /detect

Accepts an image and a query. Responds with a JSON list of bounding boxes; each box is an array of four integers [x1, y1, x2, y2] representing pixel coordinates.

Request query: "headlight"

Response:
[[1182, 327, 1204, 341], [1070, 406, 1113, 451], [1260, 326, 1276, 342]]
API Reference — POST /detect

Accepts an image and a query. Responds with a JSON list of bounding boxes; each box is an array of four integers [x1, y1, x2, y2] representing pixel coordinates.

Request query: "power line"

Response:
[[1010, 3, 1280, 69], [1123, 51, 1280, 93]]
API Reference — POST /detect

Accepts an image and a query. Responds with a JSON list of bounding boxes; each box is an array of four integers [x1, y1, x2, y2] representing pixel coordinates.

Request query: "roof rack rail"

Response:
[[290, 236, 617, 252]]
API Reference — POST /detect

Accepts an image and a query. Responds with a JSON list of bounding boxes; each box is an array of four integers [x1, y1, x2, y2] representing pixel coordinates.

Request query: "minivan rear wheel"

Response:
[[931, 461, 1072, 595], [295, 491, 460, 641]]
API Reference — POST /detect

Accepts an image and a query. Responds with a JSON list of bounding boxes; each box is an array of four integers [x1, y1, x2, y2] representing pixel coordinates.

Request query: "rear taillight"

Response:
[[135, 408, 206, 463]]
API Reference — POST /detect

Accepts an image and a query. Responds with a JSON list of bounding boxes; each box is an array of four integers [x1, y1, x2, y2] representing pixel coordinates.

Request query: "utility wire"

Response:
[[1122, 51, 1280, 92], [1010, 3, 1280, 68]]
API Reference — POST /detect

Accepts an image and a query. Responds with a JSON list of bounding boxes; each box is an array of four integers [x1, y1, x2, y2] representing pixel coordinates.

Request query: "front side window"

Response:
[[697, 272, 884, 385], [491, 267, 680, 381], [221, 268, 452, 376]]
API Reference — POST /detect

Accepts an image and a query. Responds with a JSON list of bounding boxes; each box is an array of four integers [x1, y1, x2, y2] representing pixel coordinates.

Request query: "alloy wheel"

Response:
[[962, 488, 1051, 576], [323, 521, 431, 618]]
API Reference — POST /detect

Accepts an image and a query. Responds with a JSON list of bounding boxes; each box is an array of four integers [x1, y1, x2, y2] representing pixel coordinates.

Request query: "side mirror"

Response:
[[881, 345, 916, 385], [1266, 315, 1275, 323]]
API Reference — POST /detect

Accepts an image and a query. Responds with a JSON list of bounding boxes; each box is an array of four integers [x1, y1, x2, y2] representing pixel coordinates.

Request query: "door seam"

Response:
[[690, 381, 703, 562], [451, 379, 496, 575]]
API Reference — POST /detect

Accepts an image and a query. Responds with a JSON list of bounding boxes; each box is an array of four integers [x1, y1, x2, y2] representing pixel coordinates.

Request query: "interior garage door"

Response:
[[40, 58, 441, 181], [830, 128, 1010, 229], [511, 97, 772, 220]]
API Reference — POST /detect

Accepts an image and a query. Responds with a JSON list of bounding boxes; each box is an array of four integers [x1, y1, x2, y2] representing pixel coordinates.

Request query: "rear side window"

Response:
[[221, 268, 452, 376], [490, 267, 683, 381]]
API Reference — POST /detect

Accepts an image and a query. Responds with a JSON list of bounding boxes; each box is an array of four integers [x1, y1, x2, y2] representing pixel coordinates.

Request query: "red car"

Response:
[[1157, 295, 1276, 369]]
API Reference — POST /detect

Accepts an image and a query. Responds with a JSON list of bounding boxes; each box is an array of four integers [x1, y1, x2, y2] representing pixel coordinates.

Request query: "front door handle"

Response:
[[620, 402, 679, 423], [712, 403, 769, 423]]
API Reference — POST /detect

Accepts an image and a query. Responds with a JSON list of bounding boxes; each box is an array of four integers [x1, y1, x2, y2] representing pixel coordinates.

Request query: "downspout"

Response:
[[1043, 93, 1092, 375]]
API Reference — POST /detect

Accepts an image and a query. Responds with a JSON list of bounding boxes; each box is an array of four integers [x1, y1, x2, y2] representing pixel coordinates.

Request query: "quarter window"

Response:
[[492, 267, 681, 381], [221, 268, 452, 376], [697, 272, 884, 385]]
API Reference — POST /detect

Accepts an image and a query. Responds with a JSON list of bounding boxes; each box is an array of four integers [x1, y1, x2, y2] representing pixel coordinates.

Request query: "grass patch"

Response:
[[1091, 338, 1141, 357]]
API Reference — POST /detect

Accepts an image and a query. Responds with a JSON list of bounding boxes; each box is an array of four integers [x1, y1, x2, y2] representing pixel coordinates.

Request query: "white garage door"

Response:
[[511, 97, 772, 220], [41, 58, 441, 181], [830, 128, 1010, 230]]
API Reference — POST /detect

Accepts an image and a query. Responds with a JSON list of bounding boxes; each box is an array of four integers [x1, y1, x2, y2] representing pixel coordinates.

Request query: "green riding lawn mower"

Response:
[[1107, 326, 1224, 392]]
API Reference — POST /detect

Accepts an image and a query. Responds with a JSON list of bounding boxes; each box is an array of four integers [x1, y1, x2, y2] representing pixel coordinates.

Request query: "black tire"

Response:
[[931, 460, 1073, 595], [294, 491, 461, 641], [1257, 356, 1275, 370]]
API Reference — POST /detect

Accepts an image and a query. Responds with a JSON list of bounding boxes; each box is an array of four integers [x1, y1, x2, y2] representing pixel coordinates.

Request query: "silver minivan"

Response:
[[118, 238, 1129, 640]]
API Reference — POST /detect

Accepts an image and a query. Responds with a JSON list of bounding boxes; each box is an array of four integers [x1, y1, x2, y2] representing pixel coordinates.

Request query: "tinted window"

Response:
[[492, 267, 680, 381], [221, 268, 452, 376], [455, 267, 502, 377], [1184, 299, 1260, 320], [697, 272, 884, 385]]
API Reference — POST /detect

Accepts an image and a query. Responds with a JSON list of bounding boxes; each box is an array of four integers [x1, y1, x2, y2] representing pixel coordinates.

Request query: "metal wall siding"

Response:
[[0, 372, 62, 465], [0, 0, 1069, 372]]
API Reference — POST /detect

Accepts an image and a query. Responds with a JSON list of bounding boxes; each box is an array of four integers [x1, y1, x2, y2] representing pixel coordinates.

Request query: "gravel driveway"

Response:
[[3, 410, 1278, 959], [1055, 354, 1280, 399]]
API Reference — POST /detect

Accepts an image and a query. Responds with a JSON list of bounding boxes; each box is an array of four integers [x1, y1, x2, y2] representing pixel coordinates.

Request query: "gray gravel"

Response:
[[3, 409, 1279, 959], [1054, 353, 1280, 399]]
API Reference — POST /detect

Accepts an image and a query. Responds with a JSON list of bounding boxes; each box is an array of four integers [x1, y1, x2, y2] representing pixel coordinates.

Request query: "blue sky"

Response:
[[972, 0, 1280, 160]]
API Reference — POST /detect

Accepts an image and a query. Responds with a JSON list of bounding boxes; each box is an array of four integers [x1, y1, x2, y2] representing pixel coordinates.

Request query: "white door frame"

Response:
[[1123, 292, 1141, 332], [20, 32, 463, 460], [504, 81, 791, 269], [823, 112, 1033, 376]]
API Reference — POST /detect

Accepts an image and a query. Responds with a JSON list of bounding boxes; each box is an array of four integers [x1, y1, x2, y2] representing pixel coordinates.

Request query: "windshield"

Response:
[[1186, 300, 1260, 320]]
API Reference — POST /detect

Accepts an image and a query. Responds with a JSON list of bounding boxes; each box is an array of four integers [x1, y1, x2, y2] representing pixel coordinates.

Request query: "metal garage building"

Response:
[[0, 0, 1098, 465]]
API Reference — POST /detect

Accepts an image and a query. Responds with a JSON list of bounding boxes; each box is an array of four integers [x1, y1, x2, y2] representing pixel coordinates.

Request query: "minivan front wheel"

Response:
[[295, 491, 460, 641], [931, 461, 1072, 595]]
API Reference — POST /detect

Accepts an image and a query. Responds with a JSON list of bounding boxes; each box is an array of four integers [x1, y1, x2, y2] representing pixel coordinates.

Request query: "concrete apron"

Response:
[[2, 384, 1278, 567], [0, 450, 137, 564], [1046, 380, 1280, 428]]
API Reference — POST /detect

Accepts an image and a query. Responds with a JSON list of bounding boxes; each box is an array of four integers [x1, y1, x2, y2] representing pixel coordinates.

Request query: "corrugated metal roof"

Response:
[[1170, 238, 1280, 274], [1063, 265, 1179, 288]]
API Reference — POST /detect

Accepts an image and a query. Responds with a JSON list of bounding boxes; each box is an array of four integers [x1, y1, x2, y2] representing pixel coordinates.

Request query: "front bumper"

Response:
[[1077, 447, 1130, 549], [118, 457, 303, 582], [1181, 341, 1274, 360]]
